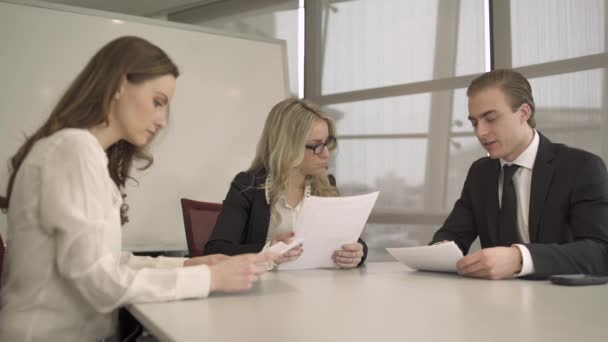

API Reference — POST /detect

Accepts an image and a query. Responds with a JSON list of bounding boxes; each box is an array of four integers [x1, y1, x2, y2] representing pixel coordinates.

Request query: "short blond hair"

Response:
[[467, 69, 536, 128]]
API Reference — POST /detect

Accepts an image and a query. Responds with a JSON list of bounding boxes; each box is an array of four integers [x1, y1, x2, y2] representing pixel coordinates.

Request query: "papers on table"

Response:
[[386, 241, 464, 273], [279, 192, 379, 271]]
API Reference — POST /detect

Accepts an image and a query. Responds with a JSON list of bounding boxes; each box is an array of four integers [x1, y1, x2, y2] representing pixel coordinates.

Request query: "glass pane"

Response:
[[193, 3, 299, 94], [450, 88, 474, 133], [511, 0, 605, 67], [455, 0, 487, 75], [530, 69, 606, 159], [326, 93, 431, 135], [321, 0, 486, 94], [332, 138, 427, 212], [531, 69, 603, 110], [543, 129, 604, 158], [446, 136, 486, 210]]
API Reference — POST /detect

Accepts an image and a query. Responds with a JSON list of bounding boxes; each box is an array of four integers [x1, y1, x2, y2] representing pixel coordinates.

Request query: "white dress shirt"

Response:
[[0, 129, 210, 341], [498, 130, 539, 277]]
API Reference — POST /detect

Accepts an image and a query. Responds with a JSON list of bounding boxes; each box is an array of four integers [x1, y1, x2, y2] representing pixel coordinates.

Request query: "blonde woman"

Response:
[[204, 98, 367, 268]]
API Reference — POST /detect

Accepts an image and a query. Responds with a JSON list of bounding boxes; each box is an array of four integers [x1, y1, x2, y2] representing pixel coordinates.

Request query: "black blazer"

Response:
[[204, 170, 368, 265], [432, 132, 608, 278]]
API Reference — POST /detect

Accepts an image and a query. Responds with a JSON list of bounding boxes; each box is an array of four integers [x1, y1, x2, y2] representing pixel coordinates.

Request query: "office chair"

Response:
[[180, 198, 223, 257]]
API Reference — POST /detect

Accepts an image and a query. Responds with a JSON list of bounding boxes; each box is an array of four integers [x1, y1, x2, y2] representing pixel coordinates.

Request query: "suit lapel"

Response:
[[485, 159, 501, 245], [259, 189, 271, 240], [528, 133, 555, 242]]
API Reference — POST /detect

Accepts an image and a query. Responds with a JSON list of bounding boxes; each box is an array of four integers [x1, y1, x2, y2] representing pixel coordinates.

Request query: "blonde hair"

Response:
[[467, 69, 536, 128], [249, 98, 338, 224]]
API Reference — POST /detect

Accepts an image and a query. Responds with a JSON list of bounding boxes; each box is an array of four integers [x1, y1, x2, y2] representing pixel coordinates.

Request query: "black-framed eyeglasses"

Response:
[[305, 137, 337, 155]]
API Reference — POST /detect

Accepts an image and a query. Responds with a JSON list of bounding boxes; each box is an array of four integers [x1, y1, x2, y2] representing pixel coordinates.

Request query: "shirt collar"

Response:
[[500, 129, 539, 170], [265, 172, 312, 205]]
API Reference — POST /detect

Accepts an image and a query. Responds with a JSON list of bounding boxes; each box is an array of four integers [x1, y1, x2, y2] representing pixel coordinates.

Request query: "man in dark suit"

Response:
[[431, 69, 608, 279]]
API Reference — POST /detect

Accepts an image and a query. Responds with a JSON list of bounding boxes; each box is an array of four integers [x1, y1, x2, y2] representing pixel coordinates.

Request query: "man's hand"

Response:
[[456, 246, 522, 280]]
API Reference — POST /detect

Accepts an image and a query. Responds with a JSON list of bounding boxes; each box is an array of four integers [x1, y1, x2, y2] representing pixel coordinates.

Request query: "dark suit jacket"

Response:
[[204, 169, 368, 265], [432, 132, 608, 278]]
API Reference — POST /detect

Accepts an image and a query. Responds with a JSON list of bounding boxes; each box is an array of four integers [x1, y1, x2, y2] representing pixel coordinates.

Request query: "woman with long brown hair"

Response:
[[0, 36, 275, 341]]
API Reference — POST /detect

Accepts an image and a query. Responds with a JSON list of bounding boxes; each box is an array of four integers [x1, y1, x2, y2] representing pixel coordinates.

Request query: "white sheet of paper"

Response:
[[386, 241, 464, 272], [279, 192, 379, 270]]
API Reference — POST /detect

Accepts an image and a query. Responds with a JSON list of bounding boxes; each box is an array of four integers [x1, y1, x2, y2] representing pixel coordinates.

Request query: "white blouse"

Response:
[[261, 176, 310, 268], [264, 174, 311, 242], [0, 129, 210, 342]]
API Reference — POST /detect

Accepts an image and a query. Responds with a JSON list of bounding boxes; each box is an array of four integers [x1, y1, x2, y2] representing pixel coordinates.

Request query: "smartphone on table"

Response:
[[549, 274, 608, 286]]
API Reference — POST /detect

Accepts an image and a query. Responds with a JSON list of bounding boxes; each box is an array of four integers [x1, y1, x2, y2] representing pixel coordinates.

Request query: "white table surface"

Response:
[[128, 262, 608, 341]]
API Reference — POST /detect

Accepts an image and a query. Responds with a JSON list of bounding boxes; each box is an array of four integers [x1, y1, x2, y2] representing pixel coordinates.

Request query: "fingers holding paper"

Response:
[[333, 242, 364, 268]]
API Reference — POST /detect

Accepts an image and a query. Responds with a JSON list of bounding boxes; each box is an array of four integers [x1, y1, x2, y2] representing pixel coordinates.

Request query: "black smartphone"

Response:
[[549, 274, 608, 286]]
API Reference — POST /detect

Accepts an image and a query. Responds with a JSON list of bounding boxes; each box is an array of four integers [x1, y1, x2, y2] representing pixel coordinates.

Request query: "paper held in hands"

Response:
[[279, 191, 379, 271], [386, 241, 464, 272]]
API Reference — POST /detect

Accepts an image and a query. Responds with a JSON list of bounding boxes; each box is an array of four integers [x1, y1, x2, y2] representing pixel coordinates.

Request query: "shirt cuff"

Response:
[[175, 264, 211, 299], [513, 244, 535, 277]]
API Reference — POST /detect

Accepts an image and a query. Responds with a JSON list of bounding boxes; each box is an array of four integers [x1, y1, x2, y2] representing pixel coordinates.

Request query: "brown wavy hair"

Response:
[[0, 36, 179, 224]]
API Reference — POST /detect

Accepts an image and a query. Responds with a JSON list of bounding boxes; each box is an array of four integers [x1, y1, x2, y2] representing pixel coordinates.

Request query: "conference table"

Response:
[[128, 262, 608, 341]]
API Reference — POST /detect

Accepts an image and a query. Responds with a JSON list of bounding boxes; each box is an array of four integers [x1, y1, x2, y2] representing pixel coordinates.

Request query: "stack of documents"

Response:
[[279, 192, 379, 270], [386, 241, 463, 272]]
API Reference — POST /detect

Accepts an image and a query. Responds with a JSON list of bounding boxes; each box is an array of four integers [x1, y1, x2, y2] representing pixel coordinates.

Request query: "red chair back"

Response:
[[180, 199, 222, 257]]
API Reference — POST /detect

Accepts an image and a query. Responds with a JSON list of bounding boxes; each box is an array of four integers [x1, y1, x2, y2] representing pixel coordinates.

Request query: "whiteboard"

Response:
[[0, 0, 289, 251]]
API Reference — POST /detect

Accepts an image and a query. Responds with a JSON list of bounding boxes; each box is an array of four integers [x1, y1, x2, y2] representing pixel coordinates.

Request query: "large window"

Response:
[[170, 0, 608, 260], [320, 0, 486, 94], [314, 0, 608, 260], [309, 0, 489, 259]]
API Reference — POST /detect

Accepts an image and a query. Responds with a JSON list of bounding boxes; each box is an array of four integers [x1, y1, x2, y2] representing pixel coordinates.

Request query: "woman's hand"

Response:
[[184, 254, 229, 267], [270, 232, 303, 265], [209, 253, 278, 292], [332, 243, 364, 269]]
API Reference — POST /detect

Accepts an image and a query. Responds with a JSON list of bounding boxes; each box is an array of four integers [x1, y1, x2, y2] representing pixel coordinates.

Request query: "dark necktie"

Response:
[[498, 164, 521, 246]]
